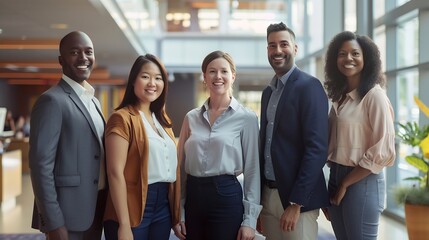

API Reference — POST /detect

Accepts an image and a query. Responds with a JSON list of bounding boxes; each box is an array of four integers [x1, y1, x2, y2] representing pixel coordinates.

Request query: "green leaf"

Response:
[[397, 122, 429, 146], [405, 155, 429, 173], [403, 176, 423, 182]]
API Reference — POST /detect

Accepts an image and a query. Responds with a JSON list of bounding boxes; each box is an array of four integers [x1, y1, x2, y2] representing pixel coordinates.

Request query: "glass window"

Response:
[[291, 0, 305, 37], [163, 0, 289, 34], [111, 0, 292, 34], [374, 26, 386, 72], [307, 0, 324, 53], [238, 91, 262, 119], [396, 0, 410, 7], [396, 15, 419, 68], [115, 0, 155, 33], [374, 0, 385, 19], [344, 0, 357, 32], [396, 69, 420, 187]]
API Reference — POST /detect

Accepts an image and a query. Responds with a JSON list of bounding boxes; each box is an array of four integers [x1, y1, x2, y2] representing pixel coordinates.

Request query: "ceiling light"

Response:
[[50, 23, 69, 29]]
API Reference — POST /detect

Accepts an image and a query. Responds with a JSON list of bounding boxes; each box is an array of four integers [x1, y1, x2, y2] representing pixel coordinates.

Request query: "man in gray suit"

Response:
[[29, 31, 107, 240]]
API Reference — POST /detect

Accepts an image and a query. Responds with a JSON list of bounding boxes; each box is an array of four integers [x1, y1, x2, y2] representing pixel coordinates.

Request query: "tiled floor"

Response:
[[1, 174, 408, 239]]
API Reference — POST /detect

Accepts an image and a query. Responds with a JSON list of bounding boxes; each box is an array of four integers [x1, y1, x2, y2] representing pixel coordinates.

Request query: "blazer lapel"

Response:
[[59, 79, 100, 140], [273, 68, 300, 131], [127, 106, 147, 163]]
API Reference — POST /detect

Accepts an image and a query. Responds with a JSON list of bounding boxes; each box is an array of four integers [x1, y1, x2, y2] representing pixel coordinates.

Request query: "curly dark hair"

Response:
[[116, 54, 172, 128], [324, 31, 385, 102]]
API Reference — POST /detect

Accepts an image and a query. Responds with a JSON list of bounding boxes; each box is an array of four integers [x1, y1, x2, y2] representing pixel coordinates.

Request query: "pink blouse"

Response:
[[328, 84, 396, 174]]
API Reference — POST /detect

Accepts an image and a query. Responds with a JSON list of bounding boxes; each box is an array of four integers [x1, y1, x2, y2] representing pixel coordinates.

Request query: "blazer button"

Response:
[[93, 180, 99, 184], [94, 155, 100, 159]]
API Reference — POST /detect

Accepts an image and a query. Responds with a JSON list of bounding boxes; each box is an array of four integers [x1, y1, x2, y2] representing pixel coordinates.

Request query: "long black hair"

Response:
[[116, 54, 172, 128]]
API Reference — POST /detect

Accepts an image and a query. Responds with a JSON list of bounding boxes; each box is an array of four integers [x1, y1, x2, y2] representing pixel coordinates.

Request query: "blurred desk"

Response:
[[0, 149, 22, 211], [6, 138, 29, 174]]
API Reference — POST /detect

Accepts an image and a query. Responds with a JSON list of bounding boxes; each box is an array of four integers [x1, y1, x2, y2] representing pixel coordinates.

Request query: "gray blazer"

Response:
[[29, 79, 105, 232]]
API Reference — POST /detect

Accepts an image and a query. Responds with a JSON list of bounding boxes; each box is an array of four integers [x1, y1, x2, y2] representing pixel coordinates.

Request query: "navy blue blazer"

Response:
[[260, 67, 330, 212]]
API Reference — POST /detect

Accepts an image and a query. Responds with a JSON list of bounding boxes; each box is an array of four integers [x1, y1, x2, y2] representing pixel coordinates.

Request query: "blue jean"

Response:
[[185, 174, 244, 240], [104, 182, 171, 240], [328, 162, 386, 240]]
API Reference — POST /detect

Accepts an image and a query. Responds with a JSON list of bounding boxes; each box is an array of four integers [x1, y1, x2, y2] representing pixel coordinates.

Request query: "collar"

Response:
[[62, 74, 95, 97], [346, 87, 360, 101], [202, 96, 239, 112], [125, 105, 140, 116], [269, 65, 297, 90], [332, 87, 360, 111]]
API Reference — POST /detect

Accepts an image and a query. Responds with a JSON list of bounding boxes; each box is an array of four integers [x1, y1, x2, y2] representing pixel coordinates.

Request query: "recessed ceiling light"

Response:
[[50, 23, 68, 29]]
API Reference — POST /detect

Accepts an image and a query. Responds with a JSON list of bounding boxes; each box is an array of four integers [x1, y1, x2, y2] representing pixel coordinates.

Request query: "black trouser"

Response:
[[185, 174, 244, 240]]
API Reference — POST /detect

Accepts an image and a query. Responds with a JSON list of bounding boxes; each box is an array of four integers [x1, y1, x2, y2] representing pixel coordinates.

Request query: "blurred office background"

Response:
[[0, 0, 427, 238]]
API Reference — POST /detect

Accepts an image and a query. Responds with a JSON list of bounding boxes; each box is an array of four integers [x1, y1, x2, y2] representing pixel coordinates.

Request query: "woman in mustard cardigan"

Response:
[[103, 54, 180, 240]]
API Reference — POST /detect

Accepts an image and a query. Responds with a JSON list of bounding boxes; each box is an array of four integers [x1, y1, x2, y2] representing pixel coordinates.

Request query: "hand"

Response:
[[173, 221, 186, 240], [330, 184, 347, 206], [118, 224, 133, 240], [46, 226, 68, 240], [236, 226, 255, 240], [321, 207, 330, 221], [280, 204, 301, 232]]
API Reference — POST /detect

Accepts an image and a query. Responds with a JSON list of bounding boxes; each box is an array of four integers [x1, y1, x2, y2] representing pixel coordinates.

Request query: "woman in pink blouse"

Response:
[[324, 31, 396, 240]]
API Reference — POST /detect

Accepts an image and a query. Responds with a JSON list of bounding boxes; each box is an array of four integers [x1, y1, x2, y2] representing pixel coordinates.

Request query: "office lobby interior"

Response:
[[1, 0, 428, 239]]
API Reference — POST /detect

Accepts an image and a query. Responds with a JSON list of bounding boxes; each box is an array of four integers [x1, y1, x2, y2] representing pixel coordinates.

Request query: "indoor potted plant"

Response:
[[396, 96, 429, 240]]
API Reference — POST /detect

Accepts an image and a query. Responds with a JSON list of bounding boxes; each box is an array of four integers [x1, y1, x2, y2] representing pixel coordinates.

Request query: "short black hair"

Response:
[[266, 22, 296, 42]]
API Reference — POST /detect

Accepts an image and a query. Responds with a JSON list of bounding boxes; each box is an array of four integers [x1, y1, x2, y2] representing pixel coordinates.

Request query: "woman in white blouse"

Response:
[[173, 50, 262, 240], [324, 31, 396, 240], [103, 54, 180, 240]]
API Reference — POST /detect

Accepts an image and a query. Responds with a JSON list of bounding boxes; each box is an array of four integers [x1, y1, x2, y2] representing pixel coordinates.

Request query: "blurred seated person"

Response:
[[3, 110, 16, 133], [15, 115, 30, 139]]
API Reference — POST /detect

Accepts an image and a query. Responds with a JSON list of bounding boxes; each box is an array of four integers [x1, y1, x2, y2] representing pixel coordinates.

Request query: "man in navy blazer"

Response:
[[29, 31, 106, 240], [258, 22, 330, 240]]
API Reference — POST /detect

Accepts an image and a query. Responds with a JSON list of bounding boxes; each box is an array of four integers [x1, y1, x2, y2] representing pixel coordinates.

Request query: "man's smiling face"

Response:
[[59, 32, 95, 83]]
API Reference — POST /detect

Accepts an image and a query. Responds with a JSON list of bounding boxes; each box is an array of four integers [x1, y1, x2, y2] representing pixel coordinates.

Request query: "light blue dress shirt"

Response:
[[264, 65, 296, 181], [177, 97, 262, 229]]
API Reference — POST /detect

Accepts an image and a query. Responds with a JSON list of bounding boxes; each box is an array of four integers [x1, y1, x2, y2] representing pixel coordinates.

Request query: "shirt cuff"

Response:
[[241, 199, 262, 229]]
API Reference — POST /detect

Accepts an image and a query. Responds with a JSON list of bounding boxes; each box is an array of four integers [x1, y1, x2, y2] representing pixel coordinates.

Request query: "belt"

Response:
[[265, 180, 277, 189]]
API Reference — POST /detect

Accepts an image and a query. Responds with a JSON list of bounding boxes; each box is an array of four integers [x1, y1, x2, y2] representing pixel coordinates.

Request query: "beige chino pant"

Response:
[[260, 185, 319, 240]]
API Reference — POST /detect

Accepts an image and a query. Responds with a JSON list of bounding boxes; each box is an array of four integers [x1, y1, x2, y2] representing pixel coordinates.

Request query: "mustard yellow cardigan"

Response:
[[103, 105, 180, 227]]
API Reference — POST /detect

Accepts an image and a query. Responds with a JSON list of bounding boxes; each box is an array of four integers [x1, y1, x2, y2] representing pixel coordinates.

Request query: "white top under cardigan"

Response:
[[140, 111, 177, 184]]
